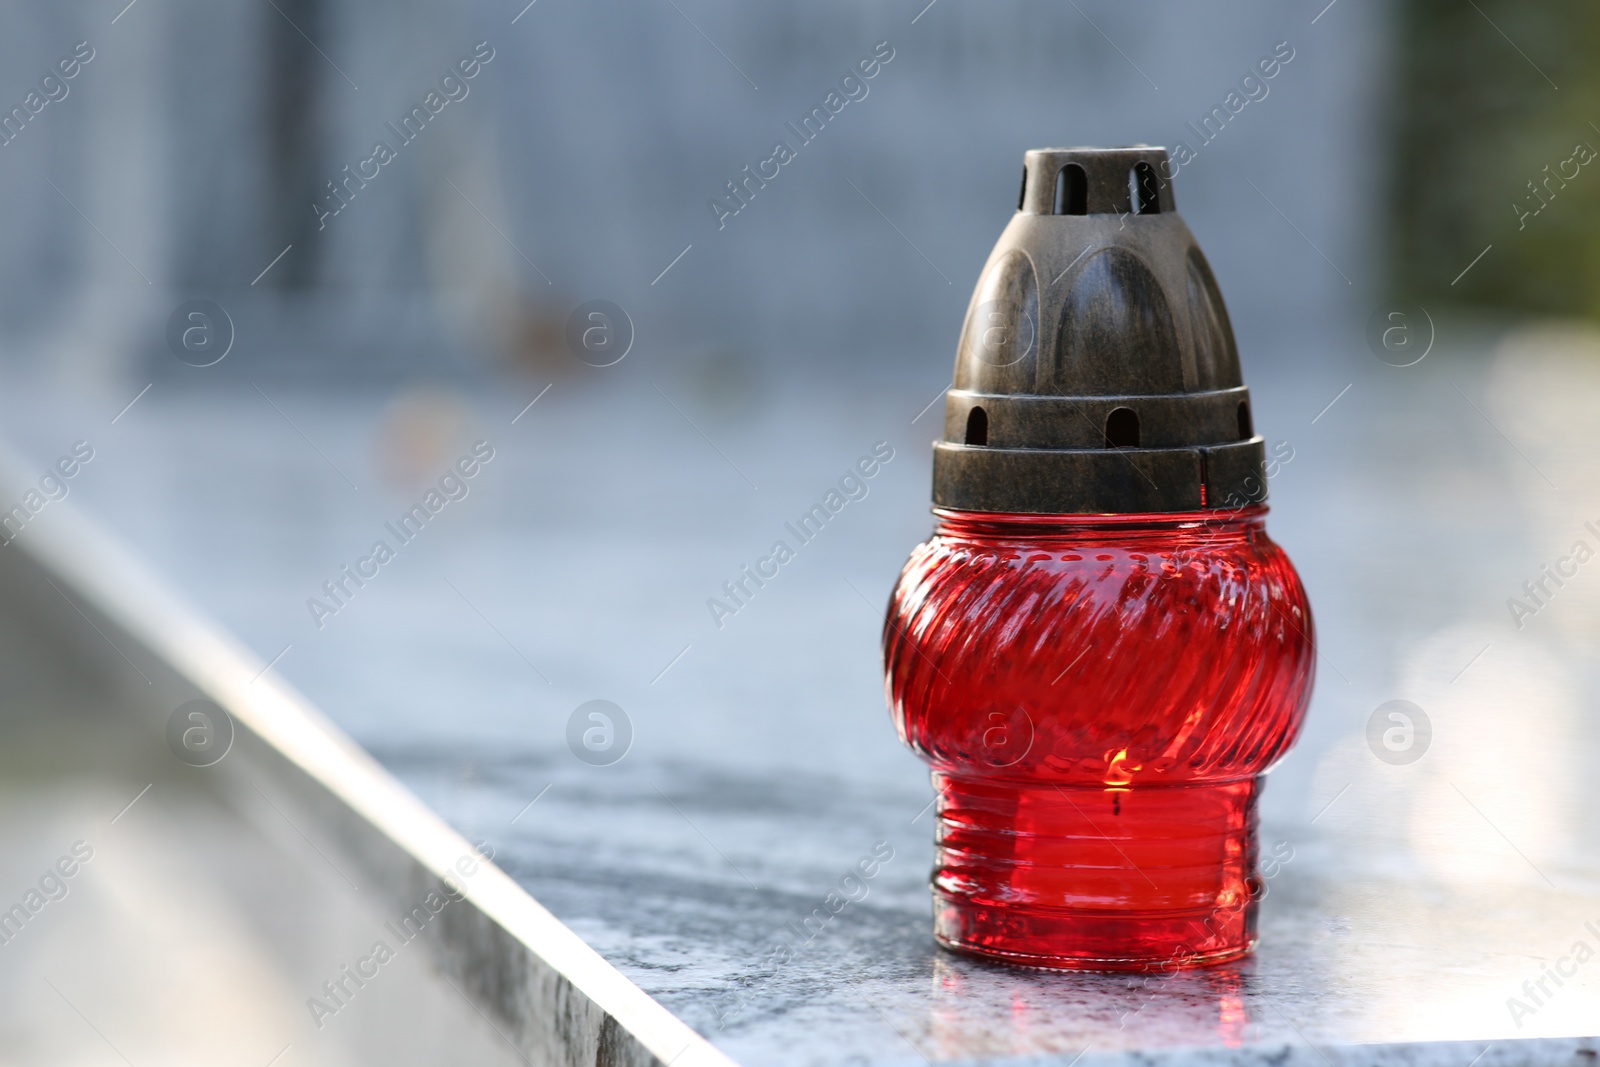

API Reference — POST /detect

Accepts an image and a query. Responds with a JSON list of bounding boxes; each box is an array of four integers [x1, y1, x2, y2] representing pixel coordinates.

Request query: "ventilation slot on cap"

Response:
[[966, 407, 988, 446], [1054, 164, 1087, 216], [1132, 162, 1161, 215], [1104, 407, 1140, 448]]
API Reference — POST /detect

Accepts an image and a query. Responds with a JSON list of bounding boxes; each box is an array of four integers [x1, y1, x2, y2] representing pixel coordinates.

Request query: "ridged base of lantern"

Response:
[[929, 775, 1261, 972]]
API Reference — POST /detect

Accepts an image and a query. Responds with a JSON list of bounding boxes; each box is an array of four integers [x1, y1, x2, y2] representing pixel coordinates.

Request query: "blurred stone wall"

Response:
[[0, 0, 1386, 385]]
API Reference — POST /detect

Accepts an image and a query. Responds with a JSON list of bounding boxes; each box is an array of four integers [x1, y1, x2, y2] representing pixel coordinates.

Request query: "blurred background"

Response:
[[5, 0, 1600, 1059], [0, 0, 1389, 383], [2, 0, 1595, 374]]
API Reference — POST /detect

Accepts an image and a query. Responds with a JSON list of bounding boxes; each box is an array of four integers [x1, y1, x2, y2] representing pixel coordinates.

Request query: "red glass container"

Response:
[[887, 147, 1316, 970], [885, 507, 1313, 970]]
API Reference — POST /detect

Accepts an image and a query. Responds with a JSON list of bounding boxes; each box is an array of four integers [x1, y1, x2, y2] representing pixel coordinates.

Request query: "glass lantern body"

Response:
[[884, 507, 1314, 971]]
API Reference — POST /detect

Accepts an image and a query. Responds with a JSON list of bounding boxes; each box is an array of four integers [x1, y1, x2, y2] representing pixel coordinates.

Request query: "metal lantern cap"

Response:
[[932, 145, 1265, 514]]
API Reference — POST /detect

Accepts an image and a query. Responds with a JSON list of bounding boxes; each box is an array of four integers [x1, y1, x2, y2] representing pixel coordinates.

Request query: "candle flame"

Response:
[[1105, 747, 1142, 787]]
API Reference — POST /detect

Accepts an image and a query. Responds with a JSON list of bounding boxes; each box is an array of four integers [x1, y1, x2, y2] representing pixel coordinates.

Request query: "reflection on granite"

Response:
[[6, 326, 1600, 1062]]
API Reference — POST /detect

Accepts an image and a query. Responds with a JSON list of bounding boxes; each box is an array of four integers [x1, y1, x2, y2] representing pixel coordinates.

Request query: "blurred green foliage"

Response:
[[1392, 1, 1600, 317]]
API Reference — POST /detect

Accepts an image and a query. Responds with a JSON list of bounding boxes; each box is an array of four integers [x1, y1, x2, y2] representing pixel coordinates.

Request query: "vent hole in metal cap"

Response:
[[966, 406, 989, 446], [1132, 162, 1161, 215], [1104, 407, 1140, 448], [1054, 164, 1087, 216]]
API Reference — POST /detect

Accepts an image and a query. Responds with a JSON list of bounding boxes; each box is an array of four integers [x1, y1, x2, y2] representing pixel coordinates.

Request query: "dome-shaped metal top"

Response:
[[932, 146, 1266, 514]]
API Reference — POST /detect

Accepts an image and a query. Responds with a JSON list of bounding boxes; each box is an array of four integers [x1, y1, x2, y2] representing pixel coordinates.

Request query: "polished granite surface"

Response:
[[6, 323, 1600, 1063]]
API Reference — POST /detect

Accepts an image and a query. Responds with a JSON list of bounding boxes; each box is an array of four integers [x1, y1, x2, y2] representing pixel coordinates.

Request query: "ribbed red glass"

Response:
[[884, 506, 1314, 971]]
